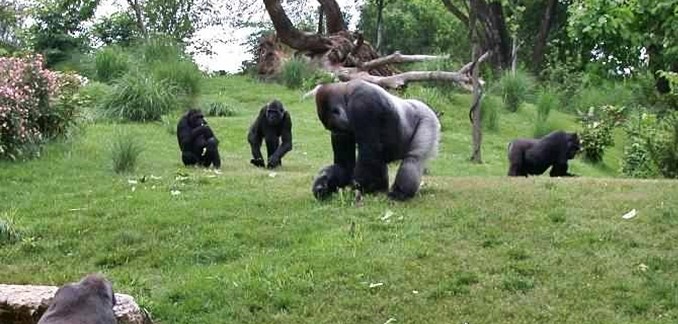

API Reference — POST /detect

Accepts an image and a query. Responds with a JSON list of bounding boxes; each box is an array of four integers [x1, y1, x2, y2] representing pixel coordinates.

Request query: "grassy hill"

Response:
[[1, 76, 676, 323]]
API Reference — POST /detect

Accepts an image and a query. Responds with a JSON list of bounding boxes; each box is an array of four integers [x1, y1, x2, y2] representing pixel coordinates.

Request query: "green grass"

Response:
[[1, 75, 677, 323]]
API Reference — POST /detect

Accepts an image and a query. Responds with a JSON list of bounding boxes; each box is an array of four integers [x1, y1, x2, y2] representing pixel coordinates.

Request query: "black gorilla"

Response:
[[38, 274, 117, 324], [305, 80, 440, 201], [507, 131, 581, 177], [177, 109, 221, 168], [247, 100, 293, 169]]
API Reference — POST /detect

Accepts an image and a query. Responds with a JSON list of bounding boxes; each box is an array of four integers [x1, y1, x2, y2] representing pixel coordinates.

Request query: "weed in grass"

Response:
[[0, 210, 22, 245], [111, 131, 144, 173], [533, 88, 558, 137]]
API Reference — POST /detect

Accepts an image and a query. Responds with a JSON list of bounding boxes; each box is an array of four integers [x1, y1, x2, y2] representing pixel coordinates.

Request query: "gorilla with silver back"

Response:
[[306, 80, 440, 201]]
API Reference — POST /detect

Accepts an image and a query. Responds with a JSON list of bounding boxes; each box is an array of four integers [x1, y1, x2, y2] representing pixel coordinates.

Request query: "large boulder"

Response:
[[0, 284, 152, 324]]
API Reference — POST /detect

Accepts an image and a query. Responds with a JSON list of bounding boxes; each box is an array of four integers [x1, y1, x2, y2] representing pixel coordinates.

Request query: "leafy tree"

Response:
[[91, 12, 141, 47], [0, 0, 25, 53], [27, 0, 99, 66]]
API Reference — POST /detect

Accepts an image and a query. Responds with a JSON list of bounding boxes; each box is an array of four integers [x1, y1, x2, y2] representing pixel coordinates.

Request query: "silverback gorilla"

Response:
[[507, 131, 581, 177], [38, 274, 117, 324], [306, 80, 440, 201], [248, 100, 293, 169], [177, 109, 221, 168]]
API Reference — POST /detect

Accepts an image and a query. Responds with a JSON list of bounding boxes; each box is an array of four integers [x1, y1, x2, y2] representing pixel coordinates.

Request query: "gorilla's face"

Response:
[[266, 100, 285, 126], [187, 109, 207, 128], [567, 133, 581, 159]]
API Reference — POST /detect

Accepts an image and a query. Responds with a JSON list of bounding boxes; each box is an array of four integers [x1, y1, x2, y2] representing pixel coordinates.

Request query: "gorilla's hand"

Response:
[[267, 157, 281, 169], [250, 158, 265, 168], [312, 174, 332, 200]]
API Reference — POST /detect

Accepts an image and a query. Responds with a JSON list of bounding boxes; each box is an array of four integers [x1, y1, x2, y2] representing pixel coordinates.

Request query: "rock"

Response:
[[0, 284, 152, 324]]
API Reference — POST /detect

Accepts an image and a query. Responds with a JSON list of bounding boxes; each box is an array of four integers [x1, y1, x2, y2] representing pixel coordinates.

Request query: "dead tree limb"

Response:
[[358, 52, 449, 70]]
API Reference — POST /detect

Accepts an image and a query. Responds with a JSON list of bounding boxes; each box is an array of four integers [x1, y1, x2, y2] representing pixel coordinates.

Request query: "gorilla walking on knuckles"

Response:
[[248, 99, 293, 169], [177, 109, 221, 168], [306, 80, 440, 201], [507, 130, 581, 177], [38, 274, 117, 324]]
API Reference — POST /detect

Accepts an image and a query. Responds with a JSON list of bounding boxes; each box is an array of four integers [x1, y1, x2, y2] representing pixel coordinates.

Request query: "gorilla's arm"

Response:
[[267, 112, 293, 168], [352, 109, 389, 193], [312, 132, 356, 200], [248, 112, 265, 167]]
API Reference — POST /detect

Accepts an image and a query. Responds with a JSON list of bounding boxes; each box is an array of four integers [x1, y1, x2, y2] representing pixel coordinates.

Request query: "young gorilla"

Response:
[[38, 274, 117, 324], [177, 109, 221, 168], [507, 130, 581, 177], [306, 80, 441, 201], [247, 100, 293, 169]]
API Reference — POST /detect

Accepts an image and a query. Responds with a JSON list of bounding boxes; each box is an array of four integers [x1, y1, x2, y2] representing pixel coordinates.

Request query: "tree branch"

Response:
[[357, 52, 449, 70], [263, 0, 332, 52], [441, 0, 469, 26]]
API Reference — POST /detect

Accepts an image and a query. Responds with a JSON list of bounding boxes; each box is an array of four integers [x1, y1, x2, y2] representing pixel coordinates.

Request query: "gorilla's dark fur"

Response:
[[507, 131, 581, 177], [177, 109, 221, 168], [306, 80, 440, 201], [247, 100, 293, 169], [38, 274, 117, 324]]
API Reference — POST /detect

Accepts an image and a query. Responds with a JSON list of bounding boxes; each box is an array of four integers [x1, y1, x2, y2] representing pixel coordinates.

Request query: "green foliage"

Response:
[[91, 12, 141, 47], [110, 130, 143, 173], [101, 71, 179, 122], [568, 82, 635, 113], [533, 88, 558, 137], [496, 70, 535, 112], [622, 112, 660, 178], [201, 101, 237, 117], [137, 36, 186, 63], [279, 57, 314, 89], [95, 46, 131, 83], [27, 0, 99, 67], [301, 69, 336, 90], [77, 81, 112, 122], [42, 72, 88, 139], [358, 0, 469, 59], [482, 95, 500, 132], [648, 113, 678, 178], [578, 105, 626, 163], [151, 59, 203, 97], [160, 115, 176, 135]]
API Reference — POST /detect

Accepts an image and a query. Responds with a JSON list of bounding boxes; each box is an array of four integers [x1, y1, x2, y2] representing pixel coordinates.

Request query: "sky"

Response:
[[94, 0, 363, 73]]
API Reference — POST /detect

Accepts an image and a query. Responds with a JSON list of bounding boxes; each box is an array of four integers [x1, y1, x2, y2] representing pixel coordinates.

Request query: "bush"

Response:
[[78, 81, 112, 122], [482, 95, 500, 132], [648, 113, 678, 178], [568, 83, 635, 113], [0, 55, 82, 160], [578, 105, 626, 163], [101, 71, 179, 122], [496, 69, 535, 112], [302, 69, 336, 90], [111, 131, 143, 173], [279, 57, 314, 89], [138, 36, 186, 63], [201, 101, 237, 117], [533, 88, 558, 137], [151, 59, 202, 97], [95, 46, 131, 83]]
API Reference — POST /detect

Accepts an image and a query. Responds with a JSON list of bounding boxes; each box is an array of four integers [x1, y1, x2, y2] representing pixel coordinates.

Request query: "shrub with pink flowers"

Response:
[[0, 54, 83, 160]]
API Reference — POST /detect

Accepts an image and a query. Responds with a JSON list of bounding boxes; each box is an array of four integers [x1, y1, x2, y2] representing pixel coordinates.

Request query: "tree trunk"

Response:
[[317, 0, 346, 33], [375, 0, 384, 52], [441, 0, 511, 70], [531, 0, 556, 72], [317, 4, 325, 35], [511, 37, 518, 74], [126, 0, 148, 38], [263, 0, 332, 53], [469, 0, 483, 163]]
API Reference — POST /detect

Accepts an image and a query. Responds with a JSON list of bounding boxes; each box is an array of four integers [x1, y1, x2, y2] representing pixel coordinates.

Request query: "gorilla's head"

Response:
[[77, 274, 117, 307], [266, 100, 285, 126], [567, 132, 581, 159], [186, 109, 207, 128]]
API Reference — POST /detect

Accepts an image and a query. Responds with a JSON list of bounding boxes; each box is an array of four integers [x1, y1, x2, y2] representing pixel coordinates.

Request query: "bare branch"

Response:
[[358, 52, 449, 70], [317, 0, 346, 33], [263, 0, 332, 52], [333, 68, 481, 91], [458, 51, 491, 74]]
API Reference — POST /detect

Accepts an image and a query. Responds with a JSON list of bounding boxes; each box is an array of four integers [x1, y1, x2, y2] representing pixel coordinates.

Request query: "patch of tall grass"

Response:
[[95, 46, 132, 83], [101, 71, 179, 122], [496, 69, 535, 112], [110, 130, 144, 173]]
